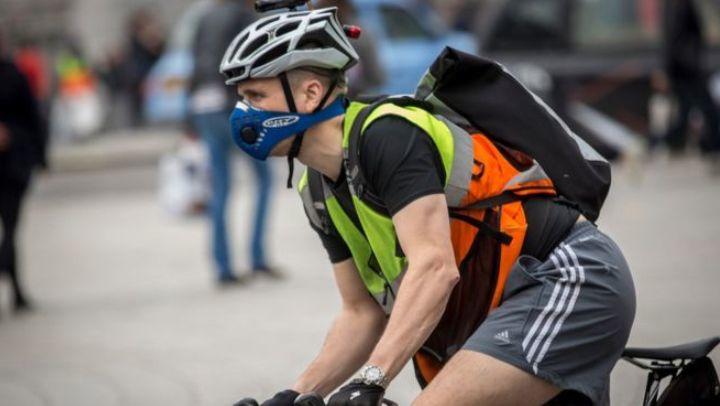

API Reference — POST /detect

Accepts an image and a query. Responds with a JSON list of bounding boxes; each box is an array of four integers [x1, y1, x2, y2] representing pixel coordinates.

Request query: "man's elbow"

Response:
[[418, 252, 460, 290], [343, 299, 386, 324]]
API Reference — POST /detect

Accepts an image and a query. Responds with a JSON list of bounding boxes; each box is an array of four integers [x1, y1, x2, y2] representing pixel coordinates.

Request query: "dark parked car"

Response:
[[476, 0, 720, 159]]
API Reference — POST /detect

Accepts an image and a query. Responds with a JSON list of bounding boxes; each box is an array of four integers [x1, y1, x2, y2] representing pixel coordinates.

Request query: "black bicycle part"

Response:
[[622, 336, 720, 406], [623, 337, 720, 362]]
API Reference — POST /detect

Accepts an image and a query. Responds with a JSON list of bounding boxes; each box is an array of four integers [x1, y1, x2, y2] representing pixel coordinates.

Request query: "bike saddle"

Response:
[[623, 336, 720, 361]]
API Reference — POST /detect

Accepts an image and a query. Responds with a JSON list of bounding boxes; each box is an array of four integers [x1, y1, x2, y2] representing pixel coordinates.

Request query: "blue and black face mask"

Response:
[[230, 71, 343, 188], [229, 95, 346, 161]]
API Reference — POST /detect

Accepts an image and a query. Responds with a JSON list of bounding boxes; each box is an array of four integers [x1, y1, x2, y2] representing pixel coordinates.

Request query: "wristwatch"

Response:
[[358, 364, 388, 388]]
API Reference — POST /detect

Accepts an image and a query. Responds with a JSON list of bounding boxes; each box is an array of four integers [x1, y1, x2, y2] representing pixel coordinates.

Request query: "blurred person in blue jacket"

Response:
[[0, 30, 48, 314], [189, 0, 279, 286], [126, 8, 166, 127]]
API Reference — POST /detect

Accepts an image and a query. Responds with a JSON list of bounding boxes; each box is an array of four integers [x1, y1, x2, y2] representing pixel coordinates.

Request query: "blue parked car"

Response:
[[143, 0, 211, 124], [143, 0, 475, 123], [353, 0, 476, 94]]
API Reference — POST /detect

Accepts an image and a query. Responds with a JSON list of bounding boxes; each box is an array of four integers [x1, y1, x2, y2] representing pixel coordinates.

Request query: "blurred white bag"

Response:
[[50, 85, 107, 143], [158, 136, 210, 216]]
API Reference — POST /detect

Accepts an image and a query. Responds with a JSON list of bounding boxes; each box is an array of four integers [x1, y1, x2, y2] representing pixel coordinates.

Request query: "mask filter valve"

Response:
[[241, 127, 259, 144]]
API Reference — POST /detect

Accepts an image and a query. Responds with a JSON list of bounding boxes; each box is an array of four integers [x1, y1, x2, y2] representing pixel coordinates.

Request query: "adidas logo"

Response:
[[494, 330, 511, 345]]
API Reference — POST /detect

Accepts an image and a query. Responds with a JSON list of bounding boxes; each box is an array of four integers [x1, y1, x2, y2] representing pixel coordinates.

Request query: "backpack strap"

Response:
[[345, 96, 435, 215], [454, 191, 524, 212], [304, 169, 332, 235]]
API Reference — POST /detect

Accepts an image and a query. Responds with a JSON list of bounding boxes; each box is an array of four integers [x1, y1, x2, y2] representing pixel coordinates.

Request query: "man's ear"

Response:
[[302, 78, 325, 113]]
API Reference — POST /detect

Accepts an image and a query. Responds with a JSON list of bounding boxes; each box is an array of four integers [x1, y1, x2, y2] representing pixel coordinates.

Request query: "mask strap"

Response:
[[315, 76, 339, 114]]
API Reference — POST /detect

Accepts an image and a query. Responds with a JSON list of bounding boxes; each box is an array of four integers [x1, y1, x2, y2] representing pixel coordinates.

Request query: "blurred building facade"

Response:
[[0, 0, 194, 62]]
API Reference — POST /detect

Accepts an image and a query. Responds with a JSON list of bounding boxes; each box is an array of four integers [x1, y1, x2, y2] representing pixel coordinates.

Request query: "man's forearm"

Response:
[[293, 305, 386, 397], [367, 262, 458, 383]]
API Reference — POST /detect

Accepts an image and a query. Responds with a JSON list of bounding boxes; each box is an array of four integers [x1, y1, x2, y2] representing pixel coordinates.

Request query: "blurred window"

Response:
[[573, 0, 660, 51], [487, 0, 567, 51], [378, 5, 433, 40], [696, 0, 720, 48]]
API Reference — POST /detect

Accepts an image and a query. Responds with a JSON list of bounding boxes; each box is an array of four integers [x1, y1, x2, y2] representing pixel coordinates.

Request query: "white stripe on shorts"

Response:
[[521, 252, 569, 351], [523, 245, 582, 373], [531, 244, 586, 372]]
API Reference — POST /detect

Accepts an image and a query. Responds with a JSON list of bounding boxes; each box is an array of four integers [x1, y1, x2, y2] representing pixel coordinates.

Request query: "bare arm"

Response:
[[366, 194, 459, 383], [292, 259, 387, 397]]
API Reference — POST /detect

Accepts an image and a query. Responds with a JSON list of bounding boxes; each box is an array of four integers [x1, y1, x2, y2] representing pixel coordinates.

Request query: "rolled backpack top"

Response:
[[414, 47, 611, 221]]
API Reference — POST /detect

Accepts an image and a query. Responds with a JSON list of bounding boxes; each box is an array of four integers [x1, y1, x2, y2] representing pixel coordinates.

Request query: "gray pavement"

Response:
[[0, 147, 719, 405]]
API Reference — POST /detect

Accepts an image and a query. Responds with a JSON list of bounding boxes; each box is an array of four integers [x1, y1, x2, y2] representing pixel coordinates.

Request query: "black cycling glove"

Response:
[[327, 381, 385, 406], [260, 389, 300, 406], [233, 398, 259, 406]]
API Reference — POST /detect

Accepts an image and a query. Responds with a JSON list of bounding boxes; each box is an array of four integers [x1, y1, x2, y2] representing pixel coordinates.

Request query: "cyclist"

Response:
[[221, 7, 636, 405]]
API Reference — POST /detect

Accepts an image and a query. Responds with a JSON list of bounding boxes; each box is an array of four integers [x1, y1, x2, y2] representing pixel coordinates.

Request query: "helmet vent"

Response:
[[255, 41, 291, 68], [256, 16, 281, 30], [241, 33, 270, 59], [275, 21, 301, 37], [229, 33, 249, 61], [224, 66, 246, 81], [297, 32, 333, 51]]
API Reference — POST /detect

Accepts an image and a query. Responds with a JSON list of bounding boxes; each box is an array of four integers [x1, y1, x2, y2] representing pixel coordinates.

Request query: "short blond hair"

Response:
[[287, 67, 348, 96]]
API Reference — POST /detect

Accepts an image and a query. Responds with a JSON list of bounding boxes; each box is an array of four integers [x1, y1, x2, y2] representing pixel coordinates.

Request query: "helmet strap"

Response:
[[280, 72, 300, 188], [282, 71, 340, 188]]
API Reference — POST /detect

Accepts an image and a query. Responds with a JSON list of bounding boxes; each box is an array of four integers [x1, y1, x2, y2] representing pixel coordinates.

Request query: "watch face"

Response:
[[366, 367, 381, 381]]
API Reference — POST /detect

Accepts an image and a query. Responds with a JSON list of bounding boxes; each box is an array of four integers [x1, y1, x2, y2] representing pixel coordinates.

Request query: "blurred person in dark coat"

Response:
[[189, 0, 279, 285], [0, 31, 48, 314], [126, 8, 165, 127], [662, 0, 720, 160]]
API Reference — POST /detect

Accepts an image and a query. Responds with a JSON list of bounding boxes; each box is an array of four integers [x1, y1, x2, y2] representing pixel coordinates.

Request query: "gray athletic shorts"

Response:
[[463, 221, 636, 405]]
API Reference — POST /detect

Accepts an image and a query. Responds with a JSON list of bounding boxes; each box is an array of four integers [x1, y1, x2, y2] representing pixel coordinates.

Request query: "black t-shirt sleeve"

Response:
[[305, 212, 352, 264], [360, 116, 446, 216]]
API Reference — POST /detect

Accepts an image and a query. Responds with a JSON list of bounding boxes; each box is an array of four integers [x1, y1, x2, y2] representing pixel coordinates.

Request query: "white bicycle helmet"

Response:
[[220, 7, 359, 85]]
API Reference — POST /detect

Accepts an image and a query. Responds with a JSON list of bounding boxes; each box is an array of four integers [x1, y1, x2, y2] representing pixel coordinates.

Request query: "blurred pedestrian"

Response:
[[0, 30, 48, 314], [13, 37, 50, 160], [648, 70, 675, 152], [189, 0, 279, 286], [662, 0, 720, 163], [97, 46, 133, 130], [316, 0, 385, 97], [13, 38, 51, 110], [126, 8, 165, 127], [51, 39, 105, 141]]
